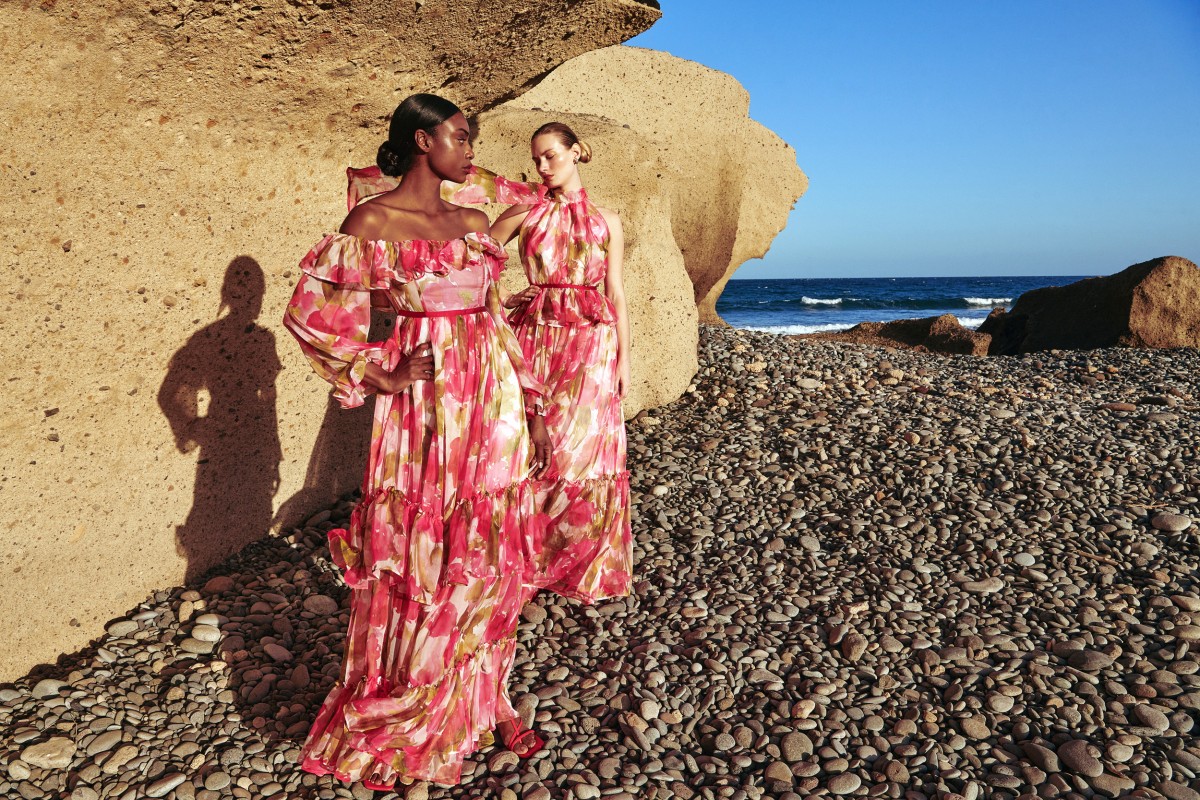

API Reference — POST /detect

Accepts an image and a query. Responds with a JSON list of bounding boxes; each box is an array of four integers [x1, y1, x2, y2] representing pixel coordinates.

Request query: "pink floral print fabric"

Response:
[[282, 180, 545, 785], [512, 187, 633, 603]]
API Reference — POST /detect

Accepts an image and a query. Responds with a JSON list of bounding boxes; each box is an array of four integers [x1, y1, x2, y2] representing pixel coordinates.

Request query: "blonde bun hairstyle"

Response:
[[533, 121, 592, 164]]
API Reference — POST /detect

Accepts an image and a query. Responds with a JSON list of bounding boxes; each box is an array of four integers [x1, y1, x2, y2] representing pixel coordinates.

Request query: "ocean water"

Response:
[[715, 275, 1089, 335]]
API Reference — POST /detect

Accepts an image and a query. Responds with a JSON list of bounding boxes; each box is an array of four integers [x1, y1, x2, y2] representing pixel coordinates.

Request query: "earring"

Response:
[[573, 157, 579, 164]]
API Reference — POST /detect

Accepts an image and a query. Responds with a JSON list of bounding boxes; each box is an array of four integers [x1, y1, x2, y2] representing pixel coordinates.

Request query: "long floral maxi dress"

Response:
[[348, 167, 633, 603], [283, 220, 543, 786], [508, 186, 633, 603]]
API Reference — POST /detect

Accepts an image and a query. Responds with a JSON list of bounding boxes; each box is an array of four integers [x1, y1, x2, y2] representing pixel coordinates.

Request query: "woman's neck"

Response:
[[393, 161, 446, 211], [549, 178, 585, 198]]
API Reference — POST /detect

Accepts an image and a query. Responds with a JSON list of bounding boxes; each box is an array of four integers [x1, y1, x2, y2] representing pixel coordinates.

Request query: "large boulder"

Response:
[[797, 314, 991, 356], [503, 46, 808, 322], [0, 0, 659, 680], [979, 256, 1200, 355], [471, 107, 698, 416]]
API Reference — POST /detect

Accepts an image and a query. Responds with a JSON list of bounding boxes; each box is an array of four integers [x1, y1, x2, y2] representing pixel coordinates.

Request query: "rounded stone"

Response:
[[303, 594, 340, 615], [986, 694, 1015, 713], [959, 715, 990, 739], [764, 761, 793, 783], [827, 773, 862, 795], [1068, 650, 1113, 671], [1132, 703, 1170, 732], [487, 750, 519, 771], [1171, 625, 1200, 642], [1057, 740, 1103, 778], [1151, 513, 1192, 532], [190, 624, 221, 642], [263, 643, 292, 662], [521, 604, 547, 625], [146, 773, 187, 798], [20, 737, 77, 769], [781, 732, 813, 761], [204, 772, 231, 790], [203, 576, 235, 594], [1106, 742, 1134, 762], [32, 678, 69, 699]]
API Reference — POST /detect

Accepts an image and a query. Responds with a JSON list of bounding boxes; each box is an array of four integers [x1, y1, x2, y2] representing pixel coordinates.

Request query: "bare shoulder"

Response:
[[458, 206, 491, 234], [597, 206, 623, 233], [339, 201, 392, 238]]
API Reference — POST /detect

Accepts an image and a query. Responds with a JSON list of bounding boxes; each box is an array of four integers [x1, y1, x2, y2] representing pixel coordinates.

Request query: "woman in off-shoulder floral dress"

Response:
[[354, 127, 634, 605], [283, 94, 550, 789]]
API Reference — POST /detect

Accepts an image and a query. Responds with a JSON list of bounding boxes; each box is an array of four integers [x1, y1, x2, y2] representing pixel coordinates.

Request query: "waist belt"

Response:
[[393, 306, 486, 318], [533, 283, 600, 290]]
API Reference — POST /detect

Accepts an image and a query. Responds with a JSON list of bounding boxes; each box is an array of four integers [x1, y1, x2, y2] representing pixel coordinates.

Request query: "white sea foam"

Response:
[[801, 296, 842, 306], [746, 316, 989, 335], [964, 296, 1011, 307], [745, 322, 854, 335]]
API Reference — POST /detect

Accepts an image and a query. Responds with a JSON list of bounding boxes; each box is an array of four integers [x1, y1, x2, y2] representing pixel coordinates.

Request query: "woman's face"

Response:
[[531, 134, 578, 189], [422, 112, 474, 182]]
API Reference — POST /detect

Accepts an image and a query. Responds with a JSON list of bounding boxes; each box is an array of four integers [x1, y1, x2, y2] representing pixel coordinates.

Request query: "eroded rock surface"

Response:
[[980, 256, 1200, 355], [503, 46, 808, 322], [0, 0, 659, 681]]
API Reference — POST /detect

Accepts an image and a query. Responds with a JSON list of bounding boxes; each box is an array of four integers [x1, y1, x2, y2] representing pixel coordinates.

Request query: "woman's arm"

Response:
[[489, 204, 532, 245], [283, 233, 435, 405], [600, 209, 631, 399]]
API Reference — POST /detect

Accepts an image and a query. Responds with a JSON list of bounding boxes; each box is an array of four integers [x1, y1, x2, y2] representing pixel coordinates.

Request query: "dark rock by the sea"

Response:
[[979, 255, 1200, 354], [798, 313, 991, 355]]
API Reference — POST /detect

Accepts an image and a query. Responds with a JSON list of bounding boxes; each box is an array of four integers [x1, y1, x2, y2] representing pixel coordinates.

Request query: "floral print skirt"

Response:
[[516, 321, 632, 602], [299, 313, 535, 787], [300, 569, 524, 786]]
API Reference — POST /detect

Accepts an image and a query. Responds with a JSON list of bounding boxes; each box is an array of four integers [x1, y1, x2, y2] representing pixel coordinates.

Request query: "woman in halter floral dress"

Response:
[[489, 122, 634, 604], [283, 94, 551, 790]]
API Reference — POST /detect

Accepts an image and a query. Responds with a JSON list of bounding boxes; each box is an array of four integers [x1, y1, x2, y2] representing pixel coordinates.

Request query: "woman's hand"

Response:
[[503, 286, 539, 310], [372, 343, 434, 393], [528, 415, 552, 478], [617, 358, 631, 400]]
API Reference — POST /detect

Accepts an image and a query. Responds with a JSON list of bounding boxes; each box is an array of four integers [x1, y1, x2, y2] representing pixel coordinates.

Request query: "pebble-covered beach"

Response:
[[3, 325, 1199, 800]]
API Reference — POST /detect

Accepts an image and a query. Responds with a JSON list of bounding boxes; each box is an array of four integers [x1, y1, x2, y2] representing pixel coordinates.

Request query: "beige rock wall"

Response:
[[504, 46, 808, 322], [0, 1, 659, 680], [470, 108, 699, 415]]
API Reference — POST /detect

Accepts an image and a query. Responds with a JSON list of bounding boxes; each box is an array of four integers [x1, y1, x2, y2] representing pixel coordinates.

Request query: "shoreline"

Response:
[[2, 325, 1198, 799]]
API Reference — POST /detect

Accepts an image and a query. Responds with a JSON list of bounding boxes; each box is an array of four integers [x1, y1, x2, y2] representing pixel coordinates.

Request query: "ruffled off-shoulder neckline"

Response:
[[324, 229, 505, 253], [300, 230, 507, 289]]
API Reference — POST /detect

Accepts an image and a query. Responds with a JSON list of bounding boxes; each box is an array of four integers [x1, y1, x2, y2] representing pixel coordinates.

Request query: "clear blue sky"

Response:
[[626, 1, 1200, 279]]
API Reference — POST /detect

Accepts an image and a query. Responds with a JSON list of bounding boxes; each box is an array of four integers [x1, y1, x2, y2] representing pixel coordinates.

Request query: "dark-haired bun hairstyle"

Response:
[[376, 140, 407, 177], [376, 93, 462, 177]]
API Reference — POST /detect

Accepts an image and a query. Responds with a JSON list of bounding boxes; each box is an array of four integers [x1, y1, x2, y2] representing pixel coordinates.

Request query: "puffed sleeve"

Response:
[[348, 164, 542, 208], [444, 165, 543, 206], [283, 234, 392, 409]]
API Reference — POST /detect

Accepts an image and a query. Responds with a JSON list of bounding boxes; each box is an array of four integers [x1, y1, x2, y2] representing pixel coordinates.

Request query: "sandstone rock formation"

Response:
[[0, 0, 660, 680], [502, 46, 808, 322], [471, 107, 698, 414], [797, 314, 992, 356], [978, 256, 1200, 355]]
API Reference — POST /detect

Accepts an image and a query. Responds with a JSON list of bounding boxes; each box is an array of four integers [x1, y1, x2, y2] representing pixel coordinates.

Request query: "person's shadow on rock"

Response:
[[159, 256, 282, 581], [271, 301, 389, 531]]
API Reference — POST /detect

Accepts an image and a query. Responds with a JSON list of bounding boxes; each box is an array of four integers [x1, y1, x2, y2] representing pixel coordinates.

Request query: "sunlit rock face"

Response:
[[979, 256, 1200, 354], [0, 0, 660, 680], [502, 45, 809, 323]]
